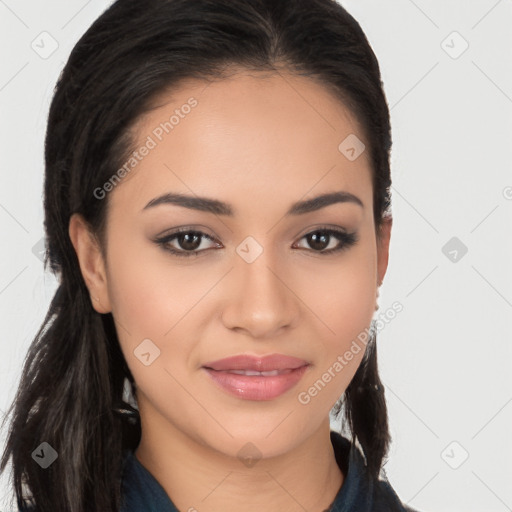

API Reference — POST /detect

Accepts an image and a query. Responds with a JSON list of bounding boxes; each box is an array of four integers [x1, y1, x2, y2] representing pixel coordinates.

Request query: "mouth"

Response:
[[202, 362, 310, 401]]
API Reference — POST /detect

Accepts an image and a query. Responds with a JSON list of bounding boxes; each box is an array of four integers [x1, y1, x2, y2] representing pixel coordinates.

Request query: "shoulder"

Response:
[[329, 430, 422, 512], [373, 476, 422, 512], [119, 448, 179, 511]]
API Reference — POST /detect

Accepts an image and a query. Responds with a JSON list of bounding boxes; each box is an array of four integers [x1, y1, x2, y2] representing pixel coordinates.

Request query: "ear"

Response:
[[376, 214, 392, 286], [68, 213, 112, 314]]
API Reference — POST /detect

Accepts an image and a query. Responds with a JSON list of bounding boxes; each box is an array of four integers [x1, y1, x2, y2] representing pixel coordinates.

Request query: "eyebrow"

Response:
[[142, 190, 364, 216]]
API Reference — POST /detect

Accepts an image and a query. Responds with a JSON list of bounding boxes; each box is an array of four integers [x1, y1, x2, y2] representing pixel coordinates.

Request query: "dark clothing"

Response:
[[120, 431, 420, 512]]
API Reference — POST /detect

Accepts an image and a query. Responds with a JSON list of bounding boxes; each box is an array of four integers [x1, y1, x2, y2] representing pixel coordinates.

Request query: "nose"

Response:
[[220, 244, 300, 339]]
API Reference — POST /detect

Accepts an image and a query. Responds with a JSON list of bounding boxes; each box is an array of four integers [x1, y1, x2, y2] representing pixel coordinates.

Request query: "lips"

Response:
[[202, 353, 309, 372], [202, 353, 311, 400]]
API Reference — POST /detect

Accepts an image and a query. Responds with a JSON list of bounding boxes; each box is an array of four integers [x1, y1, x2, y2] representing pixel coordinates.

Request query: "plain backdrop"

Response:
[[1, 1, 511, 511]]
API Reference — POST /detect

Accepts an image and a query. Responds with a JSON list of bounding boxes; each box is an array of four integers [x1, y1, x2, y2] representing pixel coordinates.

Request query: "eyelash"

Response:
[[154, 226, 358, 258]]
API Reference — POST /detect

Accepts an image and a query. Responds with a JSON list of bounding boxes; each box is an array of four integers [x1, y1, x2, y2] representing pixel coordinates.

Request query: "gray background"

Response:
[[1, 1, 511, 511]]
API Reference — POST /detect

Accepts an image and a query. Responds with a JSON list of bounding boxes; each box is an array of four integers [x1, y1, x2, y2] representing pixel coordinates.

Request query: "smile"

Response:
[[202, 365, 310, 401]]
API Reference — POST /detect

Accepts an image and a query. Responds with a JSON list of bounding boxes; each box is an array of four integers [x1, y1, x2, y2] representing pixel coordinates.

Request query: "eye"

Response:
[[294, 227, 358, 254], [154, 228, 221, 258]]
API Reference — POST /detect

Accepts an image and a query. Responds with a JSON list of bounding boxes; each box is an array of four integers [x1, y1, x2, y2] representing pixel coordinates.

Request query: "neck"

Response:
[[135, 410, 344, 512]]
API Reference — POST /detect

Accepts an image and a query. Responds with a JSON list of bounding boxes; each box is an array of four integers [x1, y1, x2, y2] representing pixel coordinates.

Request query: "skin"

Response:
[[69, 68, 392, 512]]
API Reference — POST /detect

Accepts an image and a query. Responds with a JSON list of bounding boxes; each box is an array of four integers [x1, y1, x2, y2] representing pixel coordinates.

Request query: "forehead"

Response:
[[108, 69, 373, 217]]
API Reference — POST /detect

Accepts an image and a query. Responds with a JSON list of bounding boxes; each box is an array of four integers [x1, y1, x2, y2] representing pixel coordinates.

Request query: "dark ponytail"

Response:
[[0, 0, 392, 510], [332, 329, 391, 479]]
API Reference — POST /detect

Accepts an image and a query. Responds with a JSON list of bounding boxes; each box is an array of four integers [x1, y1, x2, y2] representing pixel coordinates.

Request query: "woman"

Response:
[[0, 0, 420, 511]]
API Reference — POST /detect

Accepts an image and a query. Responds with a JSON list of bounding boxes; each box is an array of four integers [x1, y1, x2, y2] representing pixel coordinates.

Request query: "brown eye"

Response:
[[155, 229, 220, 257], [294, 228, 358, 254]]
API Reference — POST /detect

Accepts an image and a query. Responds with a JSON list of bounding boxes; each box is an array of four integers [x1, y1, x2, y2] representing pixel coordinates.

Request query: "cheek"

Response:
[[104, 236, 202, 377], [306, 241, 377, 337], [299, 241, 377, 399], [104, 242, 205, 411], [105, 236, 204, 336], [326, 266, 375, 340]]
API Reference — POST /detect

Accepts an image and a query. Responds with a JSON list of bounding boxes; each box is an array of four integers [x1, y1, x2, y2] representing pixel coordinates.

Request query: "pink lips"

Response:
[[202, 353, 310, 401]]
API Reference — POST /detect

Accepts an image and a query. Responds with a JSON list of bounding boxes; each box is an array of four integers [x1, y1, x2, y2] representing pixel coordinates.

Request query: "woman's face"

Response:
[[76, 69, 391, 459]]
